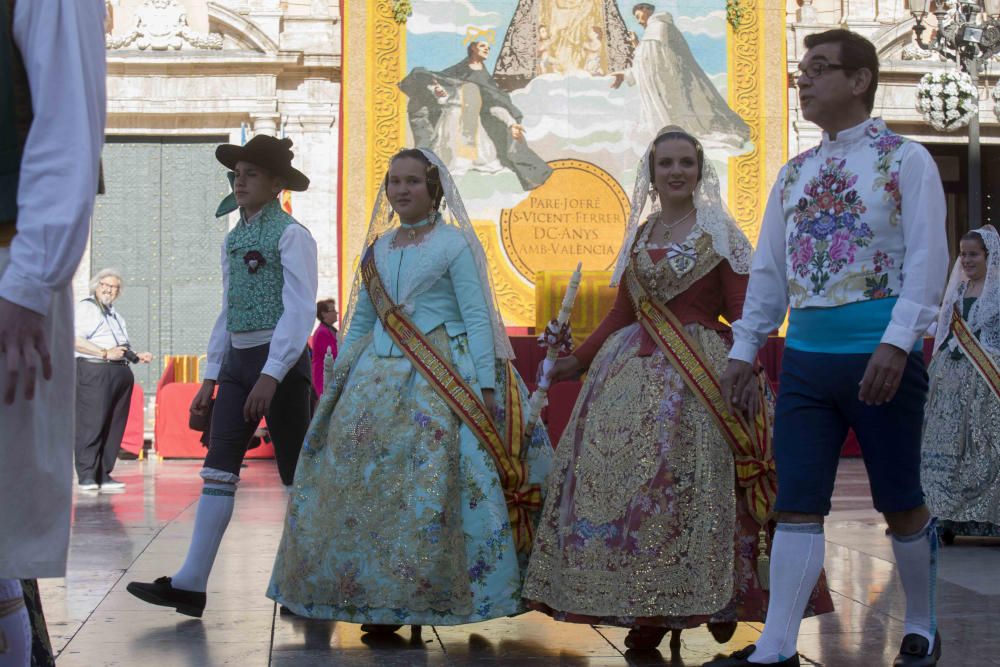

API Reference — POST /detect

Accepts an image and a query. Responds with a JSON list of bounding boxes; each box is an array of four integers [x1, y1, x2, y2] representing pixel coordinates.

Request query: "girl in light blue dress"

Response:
[[268, 148, 552, 634]]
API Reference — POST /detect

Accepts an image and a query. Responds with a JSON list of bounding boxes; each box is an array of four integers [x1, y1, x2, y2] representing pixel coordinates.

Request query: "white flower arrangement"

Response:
[[916, 71, 978, 131]]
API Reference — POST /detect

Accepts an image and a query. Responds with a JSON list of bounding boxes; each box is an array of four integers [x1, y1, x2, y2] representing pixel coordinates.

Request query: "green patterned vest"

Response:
[[226, 199, 293, 332], [1, 0, 31, 227]]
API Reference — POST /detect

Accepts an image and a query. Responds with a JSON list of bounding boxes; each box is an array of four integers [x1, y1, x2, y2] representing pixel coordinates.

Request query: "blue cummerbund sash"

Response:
[[786, 298, 921, 354]]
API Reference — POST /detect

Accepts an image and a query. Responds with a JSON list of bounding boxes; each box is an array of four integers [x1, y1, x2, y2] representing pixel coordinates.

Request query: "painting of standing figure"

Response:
[[368, 0, 765, 327], [399, 0, 749, 201], [611, 3, 750, 150], [400, 40, 554, 190]]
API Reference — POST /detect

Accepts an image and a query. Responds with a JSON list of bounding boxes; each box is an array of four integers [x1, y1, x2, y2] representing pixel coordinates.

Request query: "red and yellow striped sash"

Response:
[[624, 268, 776, 527], [361, 248, 540, 553], [951, 304, 1000, 402]]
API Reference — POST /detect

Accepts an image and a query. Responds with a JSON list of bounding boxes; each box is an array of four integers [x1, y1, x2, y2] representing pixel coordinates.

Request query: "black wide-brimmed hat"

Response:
[[215, 135, 310, 192]]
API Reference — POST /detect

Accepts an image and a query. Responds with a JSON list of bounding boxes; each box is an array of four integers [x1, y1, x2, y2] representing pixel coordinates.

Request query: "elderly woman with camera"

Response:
[[73, 267, 152, 491]]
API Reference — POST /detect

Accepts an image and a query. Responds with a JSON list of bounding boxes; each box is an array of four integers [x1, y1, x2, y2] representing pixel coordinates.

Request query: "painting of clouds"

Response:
[[400, 0, 750, 218]]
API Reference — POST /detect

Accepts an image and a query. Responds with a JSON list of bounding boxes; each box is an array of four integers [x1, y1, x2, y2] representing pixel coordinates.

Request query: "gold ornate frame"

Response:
[[340, 0, 788, 321]]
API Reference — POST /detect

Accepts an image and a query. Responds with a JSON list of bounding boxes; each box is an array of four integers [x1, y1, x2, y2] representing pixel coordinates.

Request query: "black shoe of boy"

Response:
[[126, 576, 206, 617], [702, 645, 800, 666], [893, 632, 941, 666]]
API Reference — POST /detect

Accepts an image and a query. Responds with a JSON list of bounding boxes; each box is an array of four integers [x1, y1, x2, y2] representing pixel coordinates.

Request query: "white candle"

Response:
[[527, 262, 584, 433]]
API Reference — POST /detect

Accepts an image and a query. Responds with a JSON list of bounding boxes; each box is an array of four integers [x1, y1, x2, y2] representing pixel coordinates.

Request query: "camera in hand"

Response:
[[122, 346, 140, 364]]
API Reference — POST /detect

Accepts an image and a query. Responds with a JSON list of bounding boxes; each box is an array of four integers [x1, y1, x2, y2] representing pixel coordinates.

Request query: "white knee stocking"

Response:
[[171, 480, 236, 592], [749, 524, 825, 664], [891, 518, 937, 653]]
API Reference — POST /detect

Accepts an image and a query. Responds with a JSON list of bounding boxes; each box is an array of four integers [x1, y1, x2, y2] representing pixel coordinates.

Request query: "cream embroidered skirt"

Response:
[[523, 322, 833, 627], [922, 350, 1000, 530]]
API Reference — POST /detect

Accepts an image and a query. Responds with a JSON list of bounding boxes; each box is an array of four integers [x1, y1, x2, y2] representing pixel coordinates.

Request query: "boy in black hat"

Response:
[[127, 135, 317, 617]]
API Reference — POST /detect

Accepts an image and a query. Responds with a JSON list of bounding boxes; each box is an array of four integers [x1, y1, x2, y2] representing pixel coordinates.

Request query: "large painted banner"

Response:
[[340, 0, 787, 327]]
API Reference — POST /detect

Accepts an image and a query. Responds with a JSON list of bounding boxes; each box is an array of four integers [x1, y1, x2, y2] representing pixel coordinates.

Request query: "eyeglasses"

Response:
[[98, 282, 121, 291], [795, 62, 853, 81]]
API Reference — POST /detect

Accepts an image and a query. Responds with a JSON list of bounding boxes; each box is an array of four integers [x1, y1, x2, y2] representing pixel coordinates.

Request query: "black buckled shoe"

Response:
[[893, 631, 941, 666], [703, 645, 800, 667], [126, 576, 206, 617]]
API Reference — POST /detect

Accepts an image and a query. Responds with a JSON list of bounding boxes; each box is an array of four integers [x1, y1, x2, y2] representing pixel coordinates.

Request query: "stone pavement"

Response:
[[40, 458, 1000, 666]]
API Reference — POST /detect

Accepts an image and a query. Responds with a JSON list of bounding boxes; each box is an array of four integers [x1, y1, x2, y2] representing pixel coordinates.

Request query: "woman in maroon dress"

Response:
[[522, 127, 833, 652]]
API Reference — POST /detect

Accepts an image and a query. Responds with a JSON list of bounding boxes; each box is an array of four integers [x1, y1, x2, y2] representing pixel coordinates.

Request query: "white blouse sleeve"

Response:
[[730, 174, 790, 363], [880, 143, 949, 352], [260, 224, 318, 381], [202, 242, 231, 382]]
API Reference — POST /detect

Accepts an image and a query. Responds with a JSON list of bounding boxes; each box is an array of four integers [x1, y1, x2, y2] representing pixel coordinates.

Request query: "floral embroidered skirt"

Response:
[[268, 328, 552, 624], [921, 352, 1000, 534], [523, 322, 833, 628]]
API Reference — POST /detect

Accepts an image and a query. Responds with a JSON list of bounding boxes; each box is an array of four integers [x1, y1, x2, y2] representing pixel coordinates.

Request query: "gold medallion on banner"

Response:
[[500, 159, 629, 283]]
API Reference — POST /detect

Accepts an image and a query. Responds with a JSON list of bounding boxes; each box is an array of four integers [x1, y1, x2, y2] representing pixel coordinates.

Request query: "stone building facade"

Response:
[[786, 0, 1000, 247], [80, 0, 341, 396], [78, 0, 994, 399]]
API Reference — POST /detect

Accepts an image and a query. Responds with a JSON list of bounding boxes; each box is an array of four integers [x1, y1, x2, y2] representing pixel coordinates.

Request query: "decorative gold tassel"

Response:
[[757, 527, 770, 591]]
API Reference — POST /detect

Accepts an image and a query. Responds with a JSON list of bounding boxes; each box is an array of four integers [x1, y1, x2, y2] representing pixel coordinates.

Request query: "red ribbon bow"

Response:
[[504, 483, 543, 554]]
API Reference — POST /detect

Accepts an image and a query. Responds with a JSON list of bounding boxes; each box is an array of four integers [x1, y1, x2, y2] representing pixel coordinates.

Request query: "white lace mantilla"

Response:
[[340, 149, 514, 360], [935, 226, 1000, 356]]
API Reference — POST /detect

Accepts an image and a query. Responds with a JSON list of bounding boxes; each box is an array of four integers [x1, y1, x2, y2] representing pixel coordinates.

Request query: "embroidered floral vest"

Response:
[[1, 0, 31, 227], [781, 119, 908, 308], [226, 199, 293, 333]]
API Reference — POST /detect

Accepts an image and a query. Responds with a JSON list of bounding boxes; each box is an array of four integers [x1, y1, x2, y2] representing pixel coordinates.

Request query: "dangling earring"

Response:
[[648, 184, 658, 201]]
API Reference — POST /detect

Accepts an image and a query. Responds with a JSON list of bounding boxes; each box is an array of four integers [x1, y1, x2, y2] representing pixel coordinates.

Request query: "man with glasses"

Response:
[[711, 30, 948, 667], [73, 268, 152, 490]]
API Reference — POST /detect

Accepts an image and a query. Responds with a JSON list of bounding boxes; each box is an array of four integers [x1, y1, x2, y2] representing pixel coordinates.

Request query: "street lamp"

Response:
[[911, 0, 1000, 228]]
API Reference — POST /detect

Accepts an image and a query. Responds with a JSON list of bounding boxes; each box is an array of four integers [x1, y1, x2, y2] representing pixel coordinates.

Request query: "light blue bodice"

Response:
[[340, 223, 497, 389]]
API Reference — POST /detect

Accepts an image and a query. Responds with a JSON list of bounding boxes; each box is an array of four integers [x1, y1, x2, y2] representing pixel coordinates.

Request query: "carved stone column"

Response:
[[248, 0, 283, 45], [842, 0, 877, 23], [280, 15, 338, 54], [876, 0, 904, 24], [280, 104, 338, 298], [251, 114, 279, 137], [798, 0, 817, 24]]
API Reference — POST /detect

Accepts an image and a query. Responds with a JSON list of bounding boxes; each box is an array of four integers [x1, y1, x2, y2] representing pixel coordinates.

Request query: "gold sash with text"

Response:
[[625, 266, 776, 583]]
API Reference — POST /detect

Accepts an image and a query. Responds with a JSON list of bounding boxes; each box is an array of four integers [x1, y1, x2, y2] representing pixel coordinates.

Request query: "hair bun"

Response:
[[279, 137, 293, 149]]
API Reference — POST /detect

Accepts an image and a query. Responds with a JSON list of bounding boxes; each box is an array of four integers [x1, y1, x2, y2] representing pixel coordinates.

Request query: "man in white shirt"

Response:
[[0, 0, 106, 663], [73, 268, 152, 491], [127, 135, 317, 619], [708, 30, 948, 667]]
